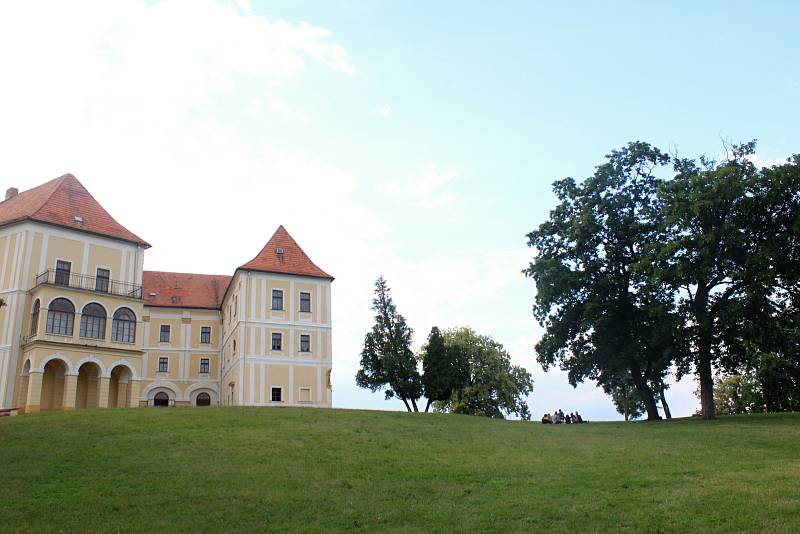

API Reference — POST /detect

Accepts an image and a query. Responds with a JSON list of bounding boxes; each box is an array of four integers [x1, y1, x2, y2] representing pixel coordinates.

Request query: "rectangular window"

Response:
[[159, 324, 171, 343], [55, 260, 71, 286], [271, 332, 282, 351], [299, 387, 312, 403], [200, 358, 210, 374], [300, 334, 310, 353], [95, 268, 110, 293], [200, 326, 211, 344], [158, 357, 169, 373], [271, 387, 282, 402], [299, 292, 311, 313], [271, 289, 284, 310]]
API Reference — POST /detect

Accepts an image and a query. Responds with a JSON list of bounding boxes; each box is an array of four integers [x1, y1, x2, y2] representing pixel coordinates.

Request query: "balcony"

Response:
[[34, 269, 143, 299]]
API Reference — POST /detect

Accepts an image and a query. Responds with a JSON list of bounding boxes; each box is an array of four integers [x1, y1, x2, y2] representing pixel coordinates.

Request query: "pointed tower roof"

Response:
[[239, 225, 333, 280], [0, 173, 150, 247]]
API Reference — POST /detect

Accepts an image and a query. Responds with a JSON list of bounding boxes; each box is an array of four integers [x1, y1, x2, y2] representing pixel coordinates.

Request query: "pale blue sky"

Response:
[[1, 1, 797, 419]]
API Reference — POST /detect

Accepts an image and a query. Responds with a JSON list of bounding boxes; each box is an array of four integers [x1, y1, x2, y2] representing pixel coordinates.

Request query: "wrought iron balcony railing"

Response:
[[34, 269, 143, 299]]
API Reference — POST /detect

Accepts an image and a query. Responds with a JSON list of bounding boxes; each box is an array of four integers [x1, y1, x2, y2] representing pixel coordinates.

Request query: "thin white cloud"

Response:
[[748, 154, 788, 169], [376, 165, 457, 208], [270, 99, 291, 114], [377, 104, 392, 117]]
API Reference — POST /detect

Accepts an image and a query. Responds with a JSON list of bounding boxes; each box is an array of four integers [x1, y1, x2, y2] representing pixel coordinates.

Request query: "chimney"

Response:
[[5, 187, 18, 200]]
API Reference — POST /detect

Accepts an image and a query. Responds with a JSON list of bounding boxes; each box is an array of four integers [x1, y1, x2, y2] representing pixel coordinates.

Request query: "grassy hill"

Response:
[[1, 408, 799, 532]]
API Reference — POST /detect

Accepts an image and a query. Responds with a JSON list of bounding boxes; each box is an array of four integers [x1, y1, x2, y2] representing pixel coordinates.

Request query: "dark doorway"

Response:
[[153, 392, 170, 407], [196, 392, 211, 407]]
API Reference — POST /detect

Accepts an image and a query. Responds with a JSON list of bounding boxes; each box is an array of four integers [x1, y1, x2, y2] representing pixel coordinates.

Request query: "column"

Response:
[[25, 371, 43, 413], [97, 377, 111, 408], [127, 380, 141, 408], [117, 382, 128, 408], [62, 374, 78, 410]]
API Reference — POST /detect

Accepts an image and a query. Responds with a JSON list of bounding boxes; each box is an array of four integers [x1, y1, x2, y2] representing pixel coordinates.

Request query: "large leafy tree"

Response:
[[356, 277, 423, 412], [656, 142, 774, 419], [434, 327, 533, 420], [420, 327, 468, 412], [525, 142, 676, 420]]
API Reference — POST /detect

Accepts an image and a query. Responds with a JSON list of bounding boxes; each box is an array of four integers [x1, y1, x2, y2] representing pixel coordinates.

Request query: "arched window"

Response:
[[30, 299, 40, 336], [111, 307, 136, 343], [196, 392, 211, 406], [79, 303, 107, 339], [46, 298, 75, 336]]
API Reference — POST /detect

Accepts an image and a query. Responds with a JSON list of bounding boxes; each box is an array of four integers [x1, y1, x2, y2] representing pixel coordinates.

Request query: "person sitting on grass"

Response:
[[565, 413, 572, 424], [574, 411, 585, 423], [541, 413, 553, 424]]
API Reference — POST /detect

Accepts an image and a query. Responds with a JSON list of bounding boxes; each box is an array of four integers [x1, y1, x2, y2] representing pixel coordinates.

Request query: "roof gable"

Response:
[[0, 174, 150, 246], [142, 271, 232, 309], [239, 225, 333, 280]]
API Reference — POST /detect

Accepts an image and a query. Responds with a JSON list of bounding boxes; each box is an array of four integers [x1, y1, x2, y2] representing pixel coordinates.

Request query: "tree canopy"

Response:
[[433, 327, 533, 420], [524, 142, 676, 420], [527, 140, 800, 419]]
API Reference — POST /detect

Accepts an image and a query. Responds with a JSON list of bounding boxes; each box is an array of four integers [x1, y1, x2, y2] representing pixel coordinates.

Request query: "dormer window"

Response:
[[73, 216, 83, 224]]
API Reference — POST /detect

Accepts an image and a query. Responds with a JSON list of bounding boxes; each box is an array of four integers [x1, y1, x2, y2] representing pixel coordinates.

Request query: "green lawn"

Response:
[[1, 408, 799, 533]]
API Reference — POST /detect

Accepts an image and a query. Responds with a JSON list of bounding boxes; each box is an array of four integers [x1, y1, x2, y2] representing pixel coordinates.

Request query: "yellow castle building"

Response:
[[0, 174, 333, 413]]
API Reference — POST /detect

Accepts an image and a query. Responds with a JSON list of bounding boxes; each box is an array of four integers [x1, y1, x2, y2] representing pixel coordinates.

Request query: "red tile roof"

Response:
[[0, 174, 150, 247], [142, 271, 232, 310], [239, 225, 333, 280]]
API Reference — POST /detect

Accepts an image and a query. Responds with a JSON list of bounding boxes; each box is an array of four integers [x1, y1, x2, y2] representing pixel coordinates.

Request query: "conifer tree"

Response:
[[421, 326, 468, 412], [356, 277, 422, 411]]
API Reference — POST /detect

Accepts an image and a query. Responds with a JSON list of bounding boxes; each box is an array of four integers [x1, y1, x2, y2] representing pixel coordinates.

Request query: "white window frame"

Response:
[[299, 333, 311, 353], [299, 291, 312, 313], [159, 324, 171, 343], [298, 387, 312, 404], [94, 265, 112, 293], [271, 332, 283, 352], [270, 386, 283, 403], [200, 326, 212, 344], [271, 289, 284, 311], [54, 258, 72, 286]]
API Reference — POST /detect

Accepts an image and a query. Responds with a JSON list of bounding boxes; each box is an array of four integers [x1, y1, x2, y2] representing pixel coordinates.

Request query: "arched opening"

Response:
[[111, 307, 136, 343], [153, 391, 170, 407], [79, 303, 107, 340], [40, 359, 68, 411], [30, 300, 40, 337], [76, 362, 102, 409], [196, 392, 211, 406], [46, 298, 75, 336], [108, 365, 133, 408]]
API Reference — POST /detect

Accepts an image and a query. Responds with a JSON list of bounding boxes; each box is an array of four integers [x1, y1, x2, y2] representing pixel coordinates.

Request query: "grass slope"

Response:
[[1, 408, 799, 532]]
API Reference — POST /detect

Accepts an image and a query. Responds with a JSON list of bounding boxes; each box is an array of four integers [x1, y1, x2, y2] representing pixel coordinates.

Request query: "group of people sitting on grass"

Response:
[[541, 409, 585, 424]]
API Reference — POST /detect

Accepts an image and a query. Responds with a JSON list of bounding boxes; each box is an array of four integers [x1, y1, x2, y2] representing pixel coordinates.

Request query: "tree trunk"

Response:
[[697, 350, 716, 420], [696, 313, 716, 419], [694, 289, 716, 420], [659, 385, 672, 419], [410, 398, 419, 412], [629, 365, 661, 420], [424, 398, 432, 413], [401, 397, 412, 412], [624, 392, 629, 421]]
